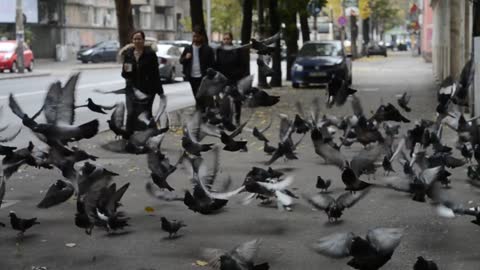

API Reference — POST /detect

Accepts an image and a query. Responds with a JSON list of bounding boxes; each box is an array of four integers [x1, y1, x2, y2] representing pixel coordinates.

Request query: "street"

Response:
[[0, 52, 478, 270]]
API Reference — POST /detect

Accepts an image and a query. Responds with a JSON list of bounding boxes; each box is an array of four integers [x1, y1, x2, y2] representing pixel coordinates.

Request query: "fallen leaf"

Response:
[[195, 260, 208, 266], [145, 206, 155, 213], [65, 243, 76, 248]]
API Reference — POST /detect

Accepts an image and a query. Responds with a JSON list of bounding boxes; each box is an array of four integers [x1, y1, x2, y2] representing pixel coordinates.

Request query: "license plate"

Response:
[[310, 71, 326, 77]]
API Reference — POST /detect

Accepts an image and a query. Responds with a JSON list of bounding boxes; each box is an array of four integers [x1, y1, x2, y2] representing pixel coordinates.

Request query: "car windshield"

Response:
[[299, 43, 341, 57], [156, 45, 172, 56], [0, 43, 16, 52]]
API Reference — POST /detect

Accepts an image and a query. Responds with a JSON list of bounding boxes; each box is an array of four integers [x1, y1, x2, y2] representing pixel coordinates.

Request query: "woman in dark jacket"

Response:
[[215, 32, 246, 124], [121, 30, 163, 138]]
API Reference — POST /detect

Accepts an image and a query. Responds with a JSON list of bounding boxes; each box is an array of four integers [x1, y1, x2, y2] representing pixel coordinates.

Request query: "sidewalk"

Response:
[[0, 58, 121, 80]]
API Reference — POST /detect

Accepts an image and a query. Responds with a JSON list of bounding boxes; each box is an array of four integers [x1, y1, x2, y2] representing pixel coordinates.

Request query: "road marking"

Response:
[[0, 80, 125, 100], [1, 199, 20, 209]]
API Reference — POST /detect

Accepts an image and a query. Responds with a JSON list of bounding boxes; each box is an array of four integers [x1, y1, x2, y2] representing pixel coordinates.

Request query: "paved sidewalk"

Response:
[[2, 53, 477, 270]]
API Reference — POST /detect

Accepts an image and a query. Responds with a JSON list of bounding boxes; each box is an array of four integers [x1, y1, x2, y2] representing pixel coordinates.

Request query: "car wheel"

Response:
[[10, 61, 18, 73], [81, 60, 88, 64], [292, 82, 300, 88], [0, 69, 4, 73], [91, 55, 101, 63], [27, 60, 34, 72]]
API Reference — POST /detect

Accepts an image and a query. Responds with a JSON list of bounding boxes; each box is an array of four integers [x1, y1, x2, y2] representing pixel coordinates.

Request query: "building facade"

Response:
[[427, 0, 473, 81], [27, 0, 190, 59]]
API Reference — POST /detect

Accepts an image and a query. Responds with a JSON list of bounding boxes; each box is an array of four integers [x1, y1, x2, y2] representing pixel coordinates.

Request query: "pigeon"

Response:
[[383, 166, 443, 203], [263, 141, 276, 155], [304, 188, 370, 222], [251, 33, 279, 55], [243, 175, 296, 211], [372, 103, 410, 123], [397, 92, 411, 112], [246, 88, 280, 107], [221, 131, 248, 152], [182, 129, 214, 156], [461, 143, 473, 162], [413, 256, 438, 270], [312, 227, 404, 270], [327, 75, 357, 107], [37, 179, 75, 208], [196, 69, 228, 98], [160, 216, 186, 238], [77, 98, 116, 114], [93, 183, 131, 233], [9, 211, 40, 236], [315, 176, 332, 192], [341, 165, 372, 193], [257, 57, 275, 77], [107, 102, 129, 139], [202, 239, 270, 270]]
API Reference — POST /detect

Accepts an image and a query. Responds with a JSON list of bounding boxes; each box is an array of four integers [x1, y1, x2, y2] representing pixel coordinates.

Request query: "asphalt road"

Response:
[[1, 52, 479, 270]]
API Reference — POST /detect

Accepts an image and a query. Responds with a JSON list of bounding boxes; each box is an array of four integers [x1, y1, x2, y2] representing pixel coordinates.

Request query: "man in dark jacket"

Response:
[[121, 30, 163, 138], [180, 26, 215, 110]]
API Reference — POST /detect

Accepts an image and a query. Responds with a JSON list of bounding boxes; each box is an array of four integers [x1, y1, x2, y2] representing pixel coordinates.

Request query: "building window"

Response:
[[80, 6, 89, 26], [93, 8, 102, 26], [166, 15, 173, 30], [141, 12, 151, 29]]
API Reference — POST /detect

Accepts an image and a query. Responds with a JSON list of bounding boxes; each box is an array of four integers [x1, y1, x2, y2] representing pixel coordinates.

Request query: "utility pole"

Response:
[[15, 0, 24, 73]]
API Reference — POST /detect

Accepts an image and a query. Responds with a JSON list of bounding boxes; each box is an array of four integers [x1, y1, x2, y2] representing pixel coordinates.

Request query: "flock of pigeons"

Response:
[[0, 33, 477, 270]]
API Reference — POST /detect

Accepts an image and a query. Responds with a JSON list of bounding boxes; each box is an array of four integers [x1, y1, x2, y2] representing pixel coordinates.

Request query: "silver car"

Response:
[[156, 44, 183, 83]]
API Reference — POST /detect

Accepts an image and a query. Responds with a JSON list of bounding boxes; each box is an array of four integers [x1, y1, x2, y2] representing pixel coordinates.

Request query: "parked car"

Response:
[[77, 40, 119, 63], [173, 40, 190, 54], [397, 42, 408, 51], [291, 40, 352, 88], [156, 44, 183, 83], [0, 40, 34, 73], [367, 43, 387, 57]]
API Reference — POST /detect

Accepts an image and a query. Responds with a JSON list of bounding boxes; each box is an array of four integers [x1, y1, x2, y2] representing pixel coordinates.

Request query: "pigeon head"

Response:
[[206, 68, 217, 79]]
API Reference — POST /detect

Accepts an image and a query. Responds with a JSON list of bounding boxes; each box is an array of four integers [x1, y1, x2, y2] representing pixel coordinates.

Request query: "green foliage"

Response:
[[371, 0, 403, 31], [211, 0, 242, 37]]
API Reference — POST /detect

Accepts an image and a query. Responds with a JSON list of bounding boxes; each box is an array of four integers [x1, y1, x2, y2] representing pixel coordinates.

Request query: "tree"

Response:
[[269, 0, 282, 87], [241, 0, 253, 76], [114, 0, 134, 47], [190, 0, 206, 32]]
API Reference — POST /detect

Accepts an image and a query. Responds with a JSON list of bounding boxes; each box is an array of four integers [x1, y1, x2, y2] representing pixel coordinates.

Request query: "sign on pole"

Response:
[[338, 16, 347, 26]]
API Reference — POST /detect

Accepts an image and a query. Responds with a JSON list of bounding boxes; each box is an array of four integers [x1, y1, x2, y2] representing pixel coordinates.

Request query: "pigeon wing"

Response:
[[312, 232, 355, 258], [366, 227, 404, 255], [304, 193, 335, 210], [231, 239, 262, 263]]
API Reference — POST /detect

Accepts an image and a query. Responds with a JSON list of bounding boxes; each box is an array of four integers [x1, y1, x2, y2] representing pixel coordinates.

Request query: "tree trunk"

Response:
[[350, 15, 358, 58], [257, 0, 269, 88], [189, 0, 205, 32], [300, 12, 310, 43], [474, 2, 480, 37], [269, 0, 282, 87], [114, 0, 134, 47], [241, 0, 253, 76], [285, 11, 298, 81]]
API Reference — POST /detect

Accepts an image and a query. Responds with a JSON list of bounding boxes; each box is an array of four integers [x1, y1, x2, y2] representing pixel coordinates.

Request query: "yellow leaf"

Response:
[[144, 206, 155, 213], [195, 260, 208, 266]]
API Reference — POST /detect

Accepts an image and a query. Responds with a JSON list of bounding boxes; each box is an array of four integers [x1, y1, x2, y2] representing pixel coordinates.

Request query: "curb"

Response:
[[0, 72, 51, 80], [73, 64, 121, 71]]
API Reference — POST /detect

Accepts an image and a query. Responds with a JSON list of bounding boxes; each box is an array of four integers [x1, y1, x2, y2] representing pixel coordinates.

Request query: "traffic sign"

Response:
[[307, 0, 321, 16], [338, 16, 347, 26]]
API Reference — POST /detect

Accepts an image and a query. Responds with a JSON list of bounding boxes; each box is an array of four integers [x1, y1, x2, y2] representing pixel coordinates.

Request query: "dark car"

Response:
[[291, 40, 352, 88], [77, 40, 120, 63], [367, 43, 387, 57]]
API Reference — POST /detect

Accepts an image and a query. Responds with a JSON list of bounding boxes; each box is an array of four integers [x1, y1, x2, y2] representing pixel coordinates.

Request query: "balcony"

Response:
[[155, 0, 175, 7]]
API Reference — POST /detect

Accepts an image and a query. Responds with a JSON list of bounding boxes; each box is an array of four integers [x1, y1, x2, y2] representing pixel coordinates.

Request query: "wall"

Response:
[[421, 0, 433, 62]]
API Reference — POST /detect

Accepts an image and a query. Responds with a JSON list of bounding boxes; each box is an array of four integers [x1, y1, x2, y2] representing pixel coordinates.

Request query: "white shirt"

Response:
[[191, 45, 202, 78]]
